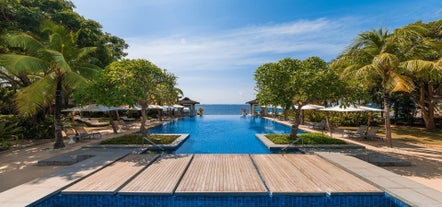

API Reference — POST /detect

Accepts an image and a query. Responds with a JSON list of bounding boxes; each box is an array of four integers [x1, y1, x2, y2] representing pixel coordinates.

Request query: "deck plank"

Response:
[[283, 154, 382, 195], [62, 154, 157, 194], [251, 154, 324, 195], [119, 154, 192, 195], [175, 154, 267, 195]]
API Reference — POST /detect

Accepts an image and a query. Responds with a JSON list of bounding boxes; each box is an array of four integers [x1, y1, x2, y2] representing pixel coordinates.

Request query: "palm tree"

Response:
[[332, 28, 414, 147], [0, 22, 101, 148], [401, 58, 442, 129], [393, 21, 442, 130]]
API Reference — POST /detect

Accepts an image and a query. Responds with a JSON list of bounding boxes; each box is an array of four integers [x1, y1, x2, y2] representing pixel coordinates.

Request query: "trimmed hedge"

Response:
[[265, 133, 346, 145], [100, 134, 180, 145]]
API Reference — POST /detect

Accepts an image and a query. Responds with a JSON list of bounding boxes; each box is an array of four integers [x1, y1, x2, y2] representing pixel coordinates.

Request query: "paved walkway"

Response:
[[0, 117, 441, 206], [267, 117, 442, 192]]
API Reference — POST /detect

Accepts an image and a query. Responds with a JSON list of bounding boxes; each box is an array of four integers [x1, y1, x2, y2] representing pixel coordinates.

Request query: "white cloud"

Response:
[[123, 18, 360, 103], [126, 18, 355, 73]]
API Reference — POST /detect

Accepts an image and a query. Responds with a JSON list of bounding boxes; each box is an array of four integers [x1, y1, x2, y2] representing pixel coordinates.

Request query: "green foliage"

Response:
[[0, 0, 127, 66], [100, 134, 180, 145], [0, 115, 53, 150], [303, 111, 326, 122], [255, 56, 349, 138], [76, 59, 165, 107], [265, 133, 346, 145], [0, 85, 15, 114], [0, 115, 22, 150], [328, 112, 371, 127]]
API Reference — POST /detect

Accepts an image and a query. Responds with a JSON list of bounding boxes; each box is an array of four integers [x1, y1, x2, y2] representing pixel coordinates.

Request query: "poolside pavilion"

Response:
[[246, 99, 259, 116], [179, 97, 200, 116]]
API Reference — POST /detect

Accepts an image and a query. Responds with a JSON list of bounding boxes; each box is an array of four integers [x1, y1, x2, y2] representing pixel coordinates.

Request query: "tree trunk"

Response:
[[420, 84, 436, 130], [384, 92, 393, 148], [53, 79, 65, 149], [290, 106, 301, 139], [140, 101, 148, 139]]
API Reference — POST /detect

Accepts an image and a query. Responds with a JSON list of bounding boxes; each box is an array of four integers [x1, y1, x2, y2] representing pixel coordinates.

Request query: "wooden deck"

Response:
[[119, 154, 192, 195], [62, 154, 158, 194], [251, 154, 324, 195], [63, 154, 383, 196], [252, 154, 382, 195], [174, 154, 267, 195]]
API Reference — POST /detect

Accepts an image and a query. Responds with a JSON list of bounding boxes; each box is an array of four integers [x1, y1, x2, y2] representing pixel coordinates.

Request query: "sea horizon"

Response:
[[195, 104, 250, 115]]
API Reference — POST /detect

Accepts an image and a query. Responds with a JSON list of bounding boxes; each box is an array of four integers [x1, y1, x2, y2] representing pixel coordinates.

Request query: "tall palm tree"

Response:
[[0, 22, 101, 148], [401, 58, 442, 129], [394, 21, 442, 130], [332, 28, 414, 147]]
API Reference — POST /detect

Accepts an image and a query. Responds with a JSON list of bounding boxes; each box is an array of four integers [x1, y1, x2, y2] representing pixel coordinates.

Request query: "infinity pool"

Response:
[[148, 115, 295, 154]]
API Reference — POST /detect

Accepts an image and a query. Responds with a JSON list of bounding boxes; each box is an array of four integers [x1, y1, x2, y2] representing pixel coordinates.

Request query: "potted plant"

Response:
[[198, 107, 204, 116]]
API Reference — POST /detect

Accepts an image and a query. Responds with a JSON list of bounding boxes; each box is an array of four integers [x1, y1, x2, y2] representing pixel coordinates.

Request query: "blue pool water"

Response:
[[34, 194, 410, 207], [149, 115, 293, 154]]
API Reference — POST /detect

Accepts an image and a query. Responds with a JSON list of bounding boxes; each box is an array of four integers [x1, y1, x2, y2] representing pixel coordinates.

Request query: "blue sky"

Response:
[[71, 0, 442, 104]]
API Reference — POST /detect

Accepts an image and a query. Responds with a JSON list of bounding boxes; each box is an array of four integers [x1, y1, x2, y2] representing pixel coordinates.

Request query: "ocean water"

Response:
[[195, 104, 250, 115]]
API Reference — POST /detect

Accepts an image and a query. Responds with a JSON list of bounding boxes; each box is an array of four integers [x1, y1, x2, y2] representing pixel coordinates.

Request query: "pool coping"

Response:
[[1, 152, 437, 207], [316, 152, 442, 207], [83, 134, 189, 151], [255, 134, 364, 152]]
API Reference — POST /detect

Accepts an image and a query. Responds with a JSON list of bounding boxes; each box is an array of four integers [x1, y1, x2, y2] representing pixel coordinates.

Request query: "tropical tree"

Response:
[[75, 59, 180, 139], [0, 0, 128, 66], [401, 58, 442, 129], [255, 57, 346, 139], [254, 60, 298, 119], [394, 20, 442, 130], [332, 28, 414, 147], [0, 22, 101, 148]]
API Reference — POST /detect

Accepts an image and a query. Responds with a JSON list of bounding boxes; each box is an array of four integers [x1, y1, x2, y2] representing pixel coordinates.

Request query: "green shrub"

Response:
[[0, 115, 54, 151], [265, 133, 346, 145], [0, 116, 22, 150], [101, 134, 180, 145], [304, 111, 326, 122], [328, 112, 371, 127]]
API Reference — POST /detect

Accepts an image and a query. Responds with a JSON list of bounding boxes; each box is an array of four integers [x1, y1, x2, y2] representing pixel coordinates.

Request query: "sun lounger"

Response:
[[63, 128, 78, 143], [346, 125, 367, 138], [120, 120, 135, 130], [76, 126, 102, 140], [121, 116, 136, 121], [365, 126, 381, 140], [85, 119, 109, 127], [312, 120, 326, 130]]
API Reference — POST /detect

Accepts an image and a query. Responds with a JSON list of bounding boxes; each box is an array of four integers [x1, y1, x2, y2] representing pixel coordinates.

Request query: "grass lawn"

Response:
[[340, 125, 442, 147], [265, 133, 346, 145], [100, 134, 180, 145]]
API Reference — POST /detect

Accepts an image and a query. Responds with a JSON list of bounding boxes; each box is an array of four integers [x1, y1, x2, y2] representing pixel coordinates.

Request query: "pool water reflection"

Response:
[[148, 115, 297, 154]]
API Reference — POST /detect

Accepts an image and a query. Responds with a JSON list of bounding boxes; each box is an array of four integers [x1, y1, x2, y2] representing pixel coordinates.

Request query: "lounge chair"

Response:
[[312, 120, 326, 130], [346, 125, 367, 138], [121, 116, 136, 121], [365, 126, 381, 140], [85, 119, 109, 127], [120, 120, 135, 130], [76, 126, 102, 140], [63, 128, 78, 143]]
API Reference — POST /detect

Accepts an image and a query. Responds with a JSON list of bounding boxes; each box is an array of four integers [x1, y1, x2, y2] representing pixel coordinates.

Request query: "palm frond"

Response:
[[388, 73, 414, 93], [73, 47, 97, 61], [14, 76, 56, 116], [0, 54, 48, 75], [62, 71, 89, 89], [373, 53, 399, 71], [71, 63, 102, 79], [3, 33, 44, 55], [48, 32, 64, 52], [402, 59, 442, 82], [43, 49, 71, 72]]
